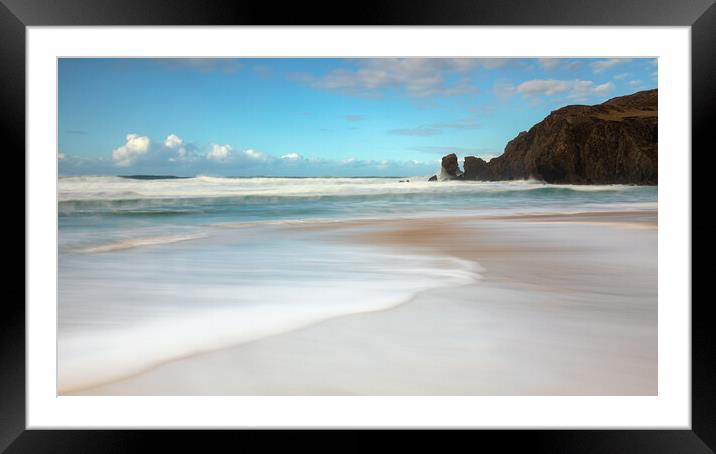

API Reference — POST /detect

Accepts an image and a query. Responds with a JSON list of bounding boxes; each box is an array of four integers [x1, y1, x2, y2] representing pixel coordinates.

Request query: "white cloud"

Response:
[[538, 59, 582, 71], [164, 134, 183, 148], [158, 58, 242, 73], [472, 58, 510, 69], [64, 144, 443, 177], [517, 79, 571, 96], [593, 82, 615, 93], [58, 152, 65, 160], [112, 133, 150, 167], [242, 149, 270, 162], [512, 79, 615, 100], [164, 134, 188, 160], [207, 143, 232, 161], [591, 58, 632, 72], [628, 79, 643, 86], [538, 58, 562, 70], [493, 81, 516, 101], [570, 80, 615, 98], [303, 58, 484, 98], [85, 131, 458, 177]]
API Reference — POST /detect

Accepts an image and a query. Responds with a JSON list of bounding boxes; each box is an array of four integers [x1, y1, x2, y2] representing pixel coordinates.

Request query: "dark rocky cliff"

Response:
[[452, 89, 657, 184]]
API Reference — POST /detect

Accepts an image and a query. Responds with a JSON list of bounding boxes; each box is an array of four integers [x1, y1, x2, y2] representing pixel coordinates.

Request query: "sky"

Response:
[[58, 57, 657, 177]]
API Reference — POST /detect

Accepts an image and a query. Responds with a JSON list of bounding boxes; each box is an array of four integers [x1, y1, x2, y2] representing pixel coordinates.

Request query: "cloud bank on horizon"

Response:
[[58, 57, 657, 176]]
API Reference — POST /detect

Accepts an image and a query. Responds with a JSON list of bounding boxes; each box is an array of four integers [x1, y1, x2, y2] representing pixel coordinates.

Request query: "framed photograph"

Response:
[[8, 0, 712, 450]]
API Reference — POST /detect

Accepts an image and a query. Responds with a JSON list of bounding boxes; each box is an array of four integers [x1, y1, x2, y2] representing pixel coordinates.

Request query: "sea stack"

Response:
[[428, 153, 464, 181], [440, 153, 463, 179]]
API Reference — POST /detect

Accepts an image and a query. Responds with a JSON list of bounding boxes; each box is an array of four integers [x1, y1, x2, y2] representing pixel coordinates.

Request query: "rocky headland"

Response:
[[429, 89, 657, 185]]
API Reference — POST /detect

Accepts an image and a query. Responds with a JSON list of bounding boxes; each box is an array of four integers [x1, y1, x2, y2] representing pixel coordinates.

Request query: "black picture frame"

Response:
[[5, 0, 712, 451]]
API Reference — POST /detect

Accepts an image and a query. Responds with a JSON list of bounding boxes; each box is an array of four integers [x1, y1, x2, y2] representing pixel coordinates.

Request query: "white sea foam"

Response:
[[58, 175, 644, 202], [58, 233, 483, 393], [77, 233, 207, 253]]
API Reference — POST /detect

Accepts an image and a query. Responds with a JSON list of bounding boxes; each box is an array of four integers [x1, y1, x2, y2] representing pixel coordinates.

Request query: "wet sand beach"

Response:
[[71, 210, 657, 396]]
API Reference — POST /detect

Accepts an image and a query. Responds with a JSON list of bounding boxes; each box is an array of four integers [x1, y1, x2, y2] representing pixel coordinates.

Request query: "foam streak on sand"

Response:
[[59, 232, 482, 393], [77, 233, 207, 253]]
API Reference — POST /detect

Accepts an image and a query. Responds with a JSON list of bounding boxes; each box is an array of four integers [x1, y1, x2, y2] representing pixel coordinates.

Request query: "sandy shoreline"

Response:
[[70, 210, 657, 396]]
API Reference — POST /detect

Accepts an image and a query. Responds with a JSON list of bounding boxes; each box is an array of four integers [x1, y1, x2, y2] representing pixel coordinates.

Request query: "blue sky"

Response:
[[58, 57, 657, 176]]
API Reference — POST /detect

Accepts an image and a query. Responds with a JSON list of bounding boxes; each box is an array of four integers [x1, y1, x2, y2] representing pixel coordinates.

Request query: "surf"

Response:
[[58, 230, 483, 393]]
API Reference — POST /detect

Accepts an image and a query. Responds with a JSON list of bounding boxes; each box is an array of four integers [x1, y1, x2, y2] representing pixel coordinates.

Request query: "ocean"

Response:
[[58, 176, 657, 392]]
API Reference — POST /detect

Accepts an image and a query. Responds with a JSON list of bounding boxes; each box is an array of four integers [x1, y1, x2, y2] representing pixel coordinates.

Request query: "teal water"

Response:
[[59, 176, 657, 250]]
